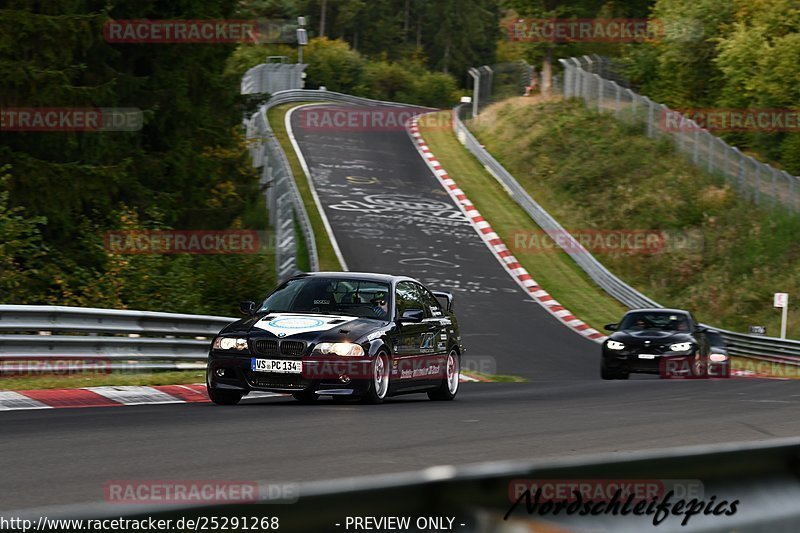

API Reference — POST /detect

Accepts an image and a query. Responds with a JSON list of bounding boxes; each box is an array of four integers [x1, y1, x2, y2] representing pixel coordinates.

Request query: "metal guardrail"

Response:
[[241, 63, 307, 95], [17, 437, 800, 532], [453, 103, 800, 359], [246, 105, 308, 280], [0, 305, 235, 363]]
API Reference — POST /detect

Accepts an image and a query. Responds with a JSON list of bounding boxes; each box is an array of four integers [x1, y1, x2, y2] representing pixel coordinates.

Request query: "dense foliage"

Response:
[[619, 0, 800, 174], [0, 1, 273, 315]]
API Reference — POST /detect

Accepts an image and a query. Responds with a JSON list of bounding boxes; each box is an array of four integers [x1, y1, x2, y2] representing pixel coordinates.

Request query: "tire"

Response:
[[601, 358, 629, 380], [292, 390, 319, 404], [207, 386, 243, 405], [428, 349, 460, 401], [360, 351, 390, 404]]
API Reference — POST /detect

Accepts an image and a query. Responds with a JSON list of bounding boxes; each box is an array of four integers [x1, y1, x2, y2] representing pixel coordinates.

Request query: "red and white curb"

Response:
[[0, 385, 283, 412], [0, 375, 481, 412], [407, 115, 606, 343]]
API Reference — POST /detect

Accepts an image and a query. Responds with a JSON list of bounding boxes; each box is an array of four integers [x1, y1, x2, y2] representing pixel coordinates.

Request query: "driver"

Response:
[[369, 293, 389, 320]]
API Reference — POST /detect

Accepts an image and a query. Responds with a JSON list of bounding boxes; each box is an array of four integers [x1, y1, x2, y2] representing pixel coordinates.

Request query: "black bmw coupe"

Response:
[[601, 309, 730, 379], [207, 272, 464, 404]]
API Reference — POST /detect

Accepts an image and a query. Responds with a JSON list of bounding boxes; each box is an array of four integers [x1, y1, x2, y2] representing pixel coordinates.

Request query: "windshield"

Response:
[[619, 312, 691, 332], [259, 278, 391, 321]]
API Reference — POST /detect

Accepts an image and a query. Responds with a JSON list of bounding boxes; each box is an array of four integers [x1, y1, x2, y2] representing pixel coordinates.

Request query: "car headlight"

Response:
[[670, 342, 693, 352], [709, 353, 728, 362], [312, 342, 365, 357], [213, 337, 248, 351], [606, 340, 625, 350]]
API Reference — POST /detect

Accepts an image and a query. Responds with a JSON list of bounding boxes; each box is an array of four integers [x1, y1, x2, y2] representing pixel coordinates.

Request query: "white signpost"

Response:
[[774, 292, 789, 339]]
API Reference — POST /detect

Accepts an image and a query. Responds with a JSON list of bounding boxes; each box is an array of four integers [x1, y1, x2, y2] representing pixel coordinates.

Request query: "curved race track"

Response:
[[2, 103, 800, 516]]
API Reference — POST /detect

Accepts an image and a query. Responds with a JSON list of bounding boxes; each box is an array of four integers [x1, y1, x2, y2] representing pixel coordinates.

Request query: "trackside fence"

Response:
[[559, 55, 800, 212]]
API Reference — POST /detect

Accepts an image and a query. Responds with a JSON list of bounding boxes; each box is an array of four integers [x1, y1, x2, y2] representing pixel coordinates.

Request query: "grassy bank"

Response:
[[268, 104, 342, 272], [419, 111, 628, 333], [465, 97, 800, 338]]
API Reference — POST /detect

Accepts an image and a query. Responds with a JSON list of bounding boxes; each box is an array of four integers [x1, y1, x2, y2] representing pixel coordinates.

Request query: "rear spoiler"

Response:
[[431, 291, 454, 314]]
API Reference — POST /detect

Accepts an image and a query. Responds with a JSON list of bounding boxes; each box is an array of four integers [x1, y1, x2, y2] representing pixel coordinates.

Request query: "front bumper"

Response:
[[207, 352, 374, 395], [602, 348, 695, 375], [603, 349, 729, 377]]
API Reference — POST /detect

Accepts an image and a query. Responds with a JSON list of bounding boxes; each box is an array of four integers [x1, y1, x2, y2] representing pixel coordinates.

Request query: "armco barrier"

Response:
[[453, 104, 800, 359], [10, 437, 800, 532], [0, 305, 234, 363]]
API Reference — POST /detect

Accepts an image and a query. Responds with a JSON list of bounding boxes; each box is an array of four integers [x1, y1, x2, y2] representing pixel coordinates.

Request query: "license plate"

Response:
[[251, 358, 302, 374], [638, 354, 657, 359]]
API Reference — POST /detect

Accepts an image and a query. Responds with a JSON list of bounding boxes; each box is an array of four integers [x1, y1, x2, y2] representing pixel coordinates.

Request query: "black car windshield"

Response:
[[259, 278, 391, 320], [619, 312, 691, 332]]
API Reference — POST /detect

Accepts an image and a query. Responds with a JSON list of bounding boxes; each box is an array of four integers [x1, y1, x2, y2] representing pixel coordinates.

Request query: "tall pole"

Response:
[[782, 296, 789, 339], [320, 0, 327, 37], [468, 68, 480, 118]]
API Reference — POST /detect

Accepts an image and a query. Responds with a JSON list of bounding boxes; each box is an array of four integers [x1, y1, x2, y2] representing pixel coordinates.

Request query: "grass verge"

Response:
[[467, 372, 529, 383], [268, 104, 341, 271], [0, 371, 206, 392], [419, 110, 628, 333]]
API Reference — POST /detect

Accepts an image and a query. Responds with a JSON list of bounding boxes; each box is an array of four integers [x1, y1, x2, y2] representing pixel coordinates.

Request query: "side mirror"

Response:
[[431, 290, 454, 314], [240, 301, 257, 315], [696, 326, 708, 333], [398, 308, 424, 324], [604, 323, 618, 332]]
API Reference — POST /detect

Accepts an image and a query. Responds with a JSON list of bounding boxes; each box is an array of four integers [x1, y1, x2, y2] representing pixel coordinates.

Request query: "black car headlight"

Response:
[[312, 342, 365, 357], [709, 353, 728, 362], [213, 337, 248, 351]]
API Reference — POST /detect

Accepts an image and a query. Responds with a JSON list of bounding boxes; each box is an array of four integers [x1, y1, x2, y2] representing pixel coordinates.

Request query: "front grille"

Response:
[[281, 341, 306, 357], [246, 372, 310, 390], [253, 340, 279, 357]]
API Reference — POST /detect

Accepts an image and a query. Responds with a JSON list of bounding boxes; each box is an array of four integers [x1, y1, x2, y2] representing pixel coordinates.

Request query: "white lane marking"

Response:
[[285, 104, 349, 271], [0, 391, 52, 411], [89, 386, 183, 406]]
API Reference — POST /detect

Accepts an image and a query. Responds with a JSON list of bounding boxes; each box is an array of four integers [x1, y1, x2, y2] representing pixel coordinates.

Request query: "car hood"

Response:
[[610, 330, 695, 345], [220, 312, 389, 344]]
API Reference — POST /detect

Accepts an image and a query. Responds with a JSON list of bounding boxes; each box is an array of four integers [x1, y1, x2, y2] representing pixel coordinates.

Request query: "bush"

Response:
[[301, 38, 458, 108], [304, 37, 366, 92]]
